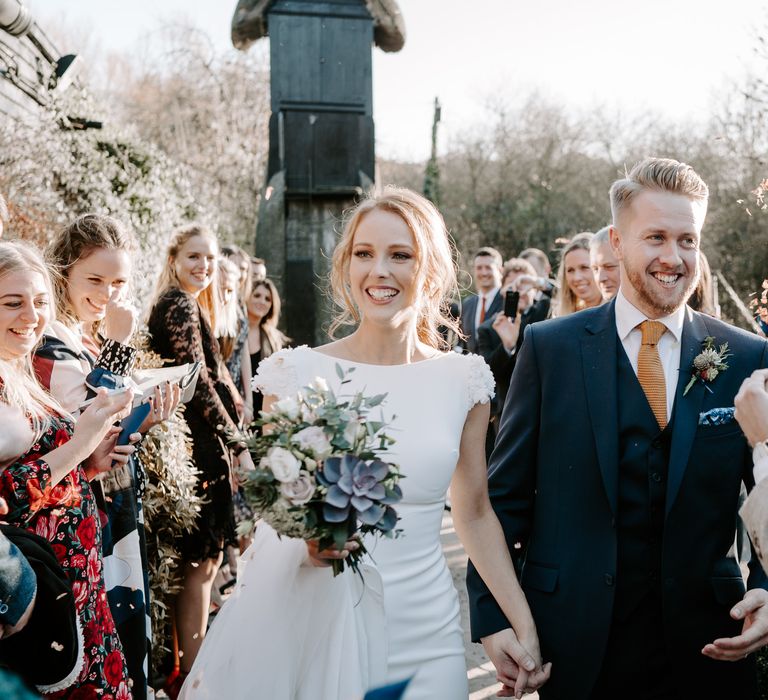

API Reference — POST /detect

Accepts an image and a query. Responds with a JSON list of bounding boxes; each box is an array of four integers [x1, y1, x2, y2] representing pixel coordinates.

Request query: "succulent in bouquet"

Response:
[[241, 365, 402, 574]]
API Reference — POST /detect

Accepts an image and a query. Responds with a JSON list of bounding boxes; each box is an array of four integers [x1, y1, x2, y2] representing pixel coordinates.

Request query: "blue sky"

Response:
[[29, 0, 768, 161]]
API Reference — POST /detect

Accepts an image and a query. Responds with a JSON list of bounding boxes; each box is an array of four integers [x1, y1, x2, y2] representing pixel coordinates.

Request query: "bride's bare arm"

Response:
[[450, 401, 551, 696]]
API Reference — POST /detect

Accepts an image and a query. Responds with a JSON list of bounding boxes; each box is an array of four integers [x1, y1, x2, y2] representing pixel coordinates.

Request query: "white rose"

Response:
[[273, 396, 300, 420], [265, 446, 301, 482], [309, 377, 329, 393], [280, 471, 316, 506], [291, 426, 332, 459]]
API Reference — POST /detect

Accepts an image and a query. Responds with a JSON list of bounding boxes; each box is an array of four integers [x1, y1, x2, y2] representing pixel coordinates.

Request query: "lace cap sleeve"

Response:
[[252, 346, 305, 398], [465, 353, 495, 410]]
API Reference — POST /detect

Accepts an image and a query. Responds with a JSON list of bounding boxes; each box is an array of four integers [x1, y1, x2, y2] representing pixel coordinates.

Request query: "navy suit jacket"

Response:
[[460, 291, 502, 353], [467, 300, 768, 699]]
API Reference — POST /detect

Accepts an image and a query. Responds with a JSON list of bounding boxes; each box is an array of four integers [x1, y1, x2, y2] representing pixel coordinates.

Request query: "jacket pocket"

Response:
[[710, 576, 746, 607], [521, 562, 559, 593]]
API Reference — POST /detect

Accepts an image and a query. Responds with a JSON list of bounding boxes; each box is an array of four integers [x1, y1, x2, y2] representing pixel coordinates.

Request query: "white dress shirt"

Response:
[[614, 289, 688, 422], [474, 286, 500, 335]]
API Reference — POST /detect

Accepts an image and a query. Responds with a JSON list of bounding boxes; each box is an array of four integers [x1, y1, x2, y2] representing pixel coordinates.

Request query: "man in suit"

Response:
[[468, 157, 768, 699], [460, 246, 503, 353], [589, 225, 621, 302], [477, 258, 548, 419]]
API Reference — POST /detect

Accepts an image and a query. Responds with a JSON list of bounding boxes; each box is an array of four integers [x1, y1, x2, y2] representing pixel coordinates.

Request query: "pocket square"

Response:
[[698, 407, 735, 426]]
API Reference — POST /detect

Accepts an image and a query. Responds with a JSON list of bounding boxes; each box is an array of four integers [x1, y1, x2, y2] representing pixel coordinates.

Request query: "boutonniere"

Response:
[[683, 336, 731, 396]]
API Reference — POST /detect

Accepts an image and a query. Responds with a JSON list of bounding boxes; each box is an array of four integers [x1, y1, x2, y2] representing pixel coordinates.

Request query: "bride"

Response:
[[180, 187, 550, 700]]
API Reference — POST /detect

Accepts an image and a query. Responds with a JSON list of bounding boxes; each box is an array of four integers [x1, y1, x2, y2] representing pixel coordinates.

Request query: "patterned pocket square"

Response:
[[698, 407, 735, 426]]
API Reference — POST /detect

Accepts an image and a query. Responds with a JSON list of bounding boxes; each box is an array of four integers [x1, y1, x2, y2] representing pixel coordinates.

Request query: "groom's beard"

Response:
[[623, 259, 699, 316]]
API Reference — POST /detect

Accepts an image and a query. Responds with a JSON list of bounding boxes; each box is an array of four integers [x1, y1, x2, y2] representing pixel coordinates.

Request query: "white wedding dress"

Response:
[[180, 346, 494, 700]]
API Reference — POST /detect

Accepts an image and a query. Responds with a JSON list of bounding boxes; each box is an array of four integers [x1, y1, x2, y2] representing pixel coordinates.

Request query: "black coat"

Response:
[[467, 300, 768, 699]]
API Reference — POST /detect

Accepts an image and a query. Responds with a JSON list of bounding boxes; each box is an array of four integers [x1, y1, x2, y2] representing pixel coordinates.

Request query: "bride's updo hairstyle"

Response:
[[330, 187, 461, 350]]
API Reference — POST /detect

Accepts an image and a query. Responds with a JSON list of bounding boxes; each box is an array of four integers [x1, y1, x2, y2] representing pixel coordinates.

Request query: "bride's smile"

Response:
[[349, 207, 419, 325]]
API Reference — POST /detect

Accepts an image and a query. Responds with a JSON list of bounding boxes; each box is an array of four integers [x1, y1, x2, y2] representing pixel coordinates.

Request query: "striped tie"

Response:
[[637, 320, 667, 429]]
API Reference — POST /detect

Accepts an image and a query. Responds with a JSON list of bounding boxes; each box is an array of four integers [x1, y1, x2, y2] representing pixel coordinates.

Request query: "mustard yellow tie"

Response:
[[637, 320, 667, 429]]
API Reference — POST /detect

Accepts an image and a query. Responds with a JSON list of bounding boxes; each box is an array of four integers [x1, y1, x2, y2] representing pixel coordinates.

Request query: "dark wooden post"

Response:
[[232, 0, 404, 345]]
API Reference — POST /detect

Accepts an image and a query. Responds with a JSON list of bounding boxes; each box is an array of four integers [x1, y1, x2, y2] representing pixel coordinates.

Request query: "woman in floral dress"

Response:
[[0, 240, 136, 698]]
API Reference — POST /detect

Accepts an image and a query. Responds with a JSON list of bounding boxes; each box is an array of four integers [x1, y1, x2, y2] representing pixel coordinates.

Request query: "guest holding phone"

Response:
[[0, 240, 135, 697], [477, 258, 545, 452], [147, 224, 255, 697], [35, 214, 178, 700]]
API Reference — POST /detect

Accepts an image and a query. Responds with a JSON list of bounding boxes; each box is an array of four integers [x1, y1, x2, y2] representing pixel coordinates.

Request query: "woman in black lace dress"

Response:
[[147, 225, 253, 697], [246, 278, 288, 416]]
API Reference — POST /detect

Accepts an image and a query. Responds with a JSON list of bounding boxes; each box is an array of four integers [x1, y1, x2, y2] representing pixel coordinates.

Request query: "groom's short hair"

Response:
[[610, 157, 709, 228]]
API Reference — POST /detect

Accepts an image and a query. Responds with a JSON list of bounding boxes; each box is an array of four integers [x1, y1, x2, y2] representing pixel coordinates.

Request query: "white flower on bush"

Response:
[[292, 426, 332, 459], [280, 471, 316, 506], [309, 377, 329, 393], [264, 446, 301, 482], [273, 396, 300, 420]]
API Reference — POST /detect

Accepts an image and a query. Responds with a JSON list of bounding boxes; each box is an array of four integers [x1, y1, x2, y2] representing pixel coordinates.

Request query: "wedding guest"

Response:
[[689, 251, 718, 317], [251, 257, 267, 284], [247, 278, 288, 417], [219, 249, 252, 419], [590, 226, 621, 302], [0, 521, 80, 695], [459, 247, 504, 353], [37, 214, 170, 700], [519, 247, 552, 282], [736, 369, 768, 573], [470, 157, 768, 699], [477, 258, 544, 421], [551, 233, 602, 317], [0, 239, 136, 698], [147, 224, 255, 697]]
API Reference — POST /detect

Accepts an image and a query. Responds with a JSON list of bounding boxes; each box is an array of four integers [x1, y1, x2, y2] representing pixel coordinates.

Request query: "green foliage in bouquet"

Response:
[[240, 366, 403, 575], [132, 335, 202, 670]]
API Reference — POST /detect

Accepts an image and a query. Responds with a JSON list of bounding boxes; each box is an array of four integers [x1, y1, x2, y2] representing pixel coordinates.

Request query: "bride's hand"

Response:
[[305, 539, 360, 568], [481, 627, 551, 698]]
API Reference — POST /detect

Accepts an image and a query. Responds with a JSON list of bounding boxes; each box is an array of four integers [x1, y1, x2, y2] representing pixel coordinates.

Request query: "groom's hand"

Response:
[[702, 589, 768, 661], [481, 628, 551, 698]]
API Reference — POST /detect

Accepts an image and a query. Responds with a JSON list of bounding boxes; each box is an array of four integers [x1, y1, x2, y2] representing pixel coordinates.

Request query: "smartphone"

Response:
[[116, 402, 151, 446], [504, 290, 520, 321]]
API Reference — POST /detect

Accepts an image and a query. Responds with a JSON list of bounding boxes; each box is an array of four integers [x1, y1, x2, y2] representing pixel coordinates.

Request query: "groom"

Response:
[[468, 157, 768, 699]]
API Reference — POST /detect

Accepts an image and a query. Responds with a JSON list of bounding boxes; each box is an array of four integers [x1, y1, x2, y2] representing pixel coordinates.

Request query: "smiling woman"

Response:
[[34, 214, 156, 700], [0, 240, 136, 698]]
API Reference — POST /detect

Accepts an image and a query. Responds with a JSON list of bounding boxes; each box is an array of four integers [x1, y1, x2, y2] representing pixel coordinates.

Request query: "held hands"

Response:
[[492, 313, 521, 353], [481, 627, 551, 698], [702, 589, 768, 661], [734, 369, 768, 447], [103, 289, 137, 344]]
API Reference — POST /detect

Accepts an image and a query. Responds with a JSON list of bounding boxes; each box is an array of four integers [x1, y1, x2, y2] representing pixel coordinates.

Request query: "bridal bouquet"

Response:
[[241, 365, 402, 575]]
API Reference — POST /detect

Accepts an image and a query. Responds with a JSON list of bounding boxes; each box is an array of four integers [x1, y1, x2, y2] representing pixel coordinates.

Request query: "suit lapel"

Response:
[[487, 290, 503, 317], [665, 309, 709, 516], [582, 301, 619, 516], [463, 295, 478, 339]]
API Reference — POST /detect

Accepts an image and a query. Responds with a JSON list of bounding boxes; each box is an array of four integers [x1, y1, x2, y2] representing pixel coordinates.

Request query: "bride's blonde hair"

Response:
[[0, 241, 68, 438], [329, 187, 460, 350]]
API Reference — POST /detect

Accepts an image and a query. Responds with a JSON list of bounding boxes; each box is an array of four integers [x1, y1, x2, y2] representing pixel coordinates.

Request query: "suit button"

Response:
[[604, 574, 614, 586], [651, 437, 663, 449], [665, 577, 675, 587], [651, 472, 662, 483]]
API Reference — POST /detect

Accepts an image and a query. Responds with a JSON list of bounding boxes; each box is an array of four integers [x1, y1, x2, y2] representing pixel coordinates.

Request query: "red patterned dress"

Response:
[[0, 415, 132, 699]]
